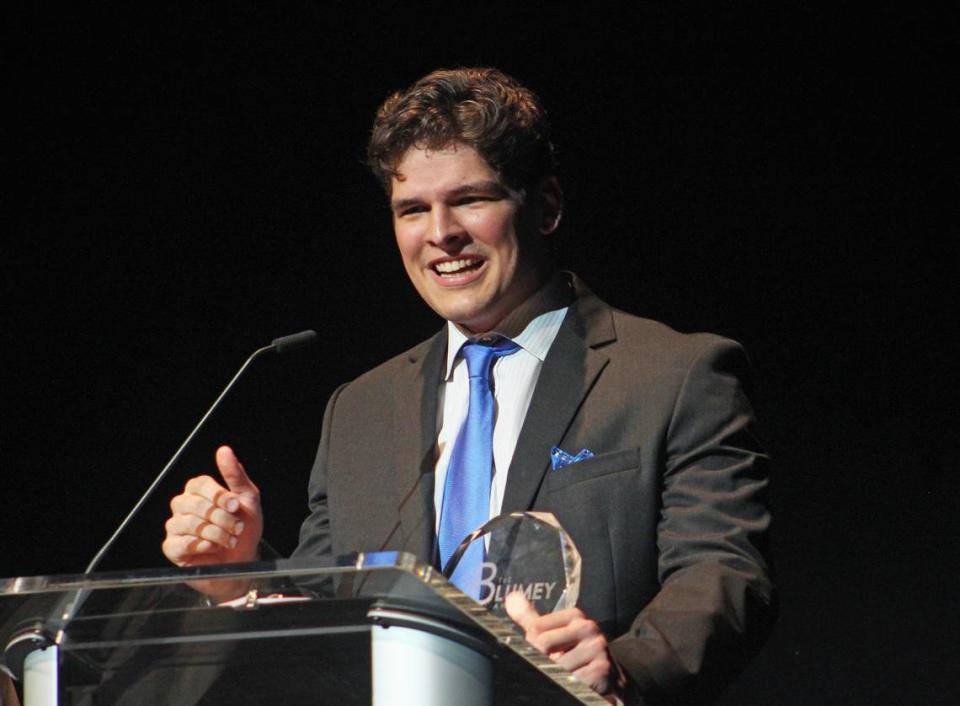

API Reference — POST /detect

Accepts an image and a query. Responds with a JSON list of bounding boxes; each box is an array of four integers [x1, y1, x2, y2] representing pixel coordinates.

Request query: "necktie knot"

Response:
[[461, 337, 520, 380]]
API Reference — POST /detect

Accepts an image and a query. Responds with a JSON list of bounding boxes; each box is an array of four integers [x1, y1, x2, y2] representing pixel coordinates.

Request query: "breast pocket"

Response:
[[544, 448, 640, 492]]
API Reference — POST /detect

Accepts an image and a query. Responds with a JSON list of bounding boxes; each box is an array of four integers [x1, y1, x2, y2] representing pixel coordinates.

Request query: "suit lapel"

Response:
[[392, 330, 446, 561], [501, 281, 617, 513]]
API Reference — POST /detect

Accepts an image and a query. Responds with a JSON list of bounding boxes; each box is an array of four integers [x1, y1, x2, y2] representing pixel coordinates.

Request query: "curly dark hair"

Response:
[[367, 67, 557, 195]]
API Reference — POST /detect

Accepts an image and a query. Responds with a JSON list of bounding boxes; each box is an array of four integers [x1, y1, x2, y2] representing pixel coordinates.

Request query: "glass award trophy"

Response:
[[443, 511, 581, 618]]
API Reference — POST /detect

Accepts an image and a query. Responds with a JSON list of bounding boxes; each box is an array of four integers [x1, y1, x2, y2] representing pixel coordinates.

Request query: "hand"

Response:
[[162, 446, 263, 599], [1, 671, 21, 706], [505, 592, 623, 703]]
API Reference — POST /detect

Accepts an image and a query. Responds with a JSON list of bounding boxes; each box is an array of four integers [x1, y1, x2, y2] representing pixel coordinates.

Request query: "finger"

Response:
[[165, 514, 240, 550], [529, 613, 598, 655], [524, 607, 587, 633], [556, 633, 610, 675], [182, 475, 241, 513], [162, 534, 222, 564], [170, 495, 245, 535], [571, 649, 613, 697], [505, 591, 541, 631], [571, 659, 612, 698], [216, 446, 259, 497]]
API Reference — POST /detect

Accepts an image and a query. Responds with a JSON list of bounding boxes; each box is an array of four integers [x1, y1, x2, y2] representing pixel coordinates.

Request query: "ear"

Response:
[[536, 176, 563, 234]]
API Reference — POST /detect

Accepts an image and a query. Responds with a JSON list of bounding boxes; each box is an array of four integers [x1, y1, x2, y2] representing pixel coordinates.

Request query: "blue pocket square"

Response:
[[550, 446, 595, 470]]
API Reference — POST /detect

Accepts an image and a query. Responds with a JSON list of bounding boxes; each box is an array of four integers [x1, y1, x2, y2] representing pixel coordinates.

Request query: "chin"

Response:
[[430, 307, 485, 331], [438, 308, 483, 327], [428, 296, 488, 325]]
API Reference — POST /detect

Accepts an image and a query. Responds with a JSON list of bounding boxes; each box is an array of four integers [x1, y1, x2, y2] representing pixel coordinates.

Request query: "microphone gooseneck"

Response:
[[84, 329, 318, 575]]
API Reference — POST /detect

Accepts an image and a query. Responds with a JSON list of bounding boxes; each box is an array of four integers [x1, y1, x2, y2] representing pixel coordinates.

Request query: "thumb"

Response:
[[504, 591, 540, 631], [215, 445, 258, 496]]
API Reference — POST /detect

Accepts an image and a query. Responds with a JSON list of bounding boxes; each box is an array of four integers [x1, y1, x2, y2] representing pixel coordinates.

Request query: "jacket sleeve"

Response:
[[609, 338, 776, 705], [290, 382, 349, 562]]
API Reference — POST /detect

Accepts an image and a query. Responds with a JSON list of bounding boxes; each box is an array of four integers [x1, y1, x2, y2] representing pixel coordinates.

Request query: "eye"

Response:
[[397, 204, 428, 217], [454, 194, 495, 206]]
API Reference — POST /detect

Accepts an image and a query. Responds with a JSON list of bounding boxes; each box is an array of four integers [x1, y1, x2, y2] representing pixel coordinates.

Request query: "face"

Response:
[[390, 144, 559, 333]]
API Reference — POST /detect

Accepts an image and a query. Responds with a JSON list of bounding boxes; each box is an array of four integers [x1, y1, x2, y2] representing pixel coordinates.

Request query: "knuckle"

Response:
[[163, 537, 185, 561], [184, 495, 204, 516], [190, 475, 217, 494], [576, 617, 599, 637], [589, 643, 609, 664], [211, 487, 230, 508], [200, 523, 227, 544]]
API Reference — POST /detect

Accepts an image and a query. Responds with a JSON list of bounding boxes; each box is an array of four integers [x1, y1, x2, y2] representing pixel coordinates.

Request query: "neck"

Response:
[[453, 271, 573, 339]]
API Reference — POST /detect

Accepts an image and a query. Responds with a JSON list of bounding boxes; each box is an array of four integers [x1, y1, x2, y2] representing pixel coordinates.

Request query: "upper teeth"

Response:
[[435, 259, 479, 274]]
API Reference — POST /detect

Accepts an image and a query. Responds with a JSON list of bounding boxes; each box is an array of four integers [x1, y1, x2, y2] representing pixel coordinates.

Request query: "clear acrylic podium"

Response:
[[1, 552, 606, 705]]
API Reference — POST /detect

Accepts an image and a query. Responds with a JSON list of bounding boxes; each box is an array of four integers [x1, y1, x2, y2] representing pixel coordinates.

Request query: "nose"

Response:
[[427, 205, 468, 251]]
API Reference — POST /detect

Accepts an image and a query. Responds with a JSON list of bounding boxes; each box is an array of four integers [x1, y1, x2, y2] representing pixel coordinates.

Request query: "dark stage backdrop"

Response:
[[4, 4, 956, 704]]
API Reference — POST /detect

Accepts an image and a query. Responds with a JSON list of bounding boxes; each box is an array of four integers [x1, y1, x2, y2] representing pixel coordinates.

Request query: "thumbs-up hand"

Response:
[[162, 445, 263, 573]]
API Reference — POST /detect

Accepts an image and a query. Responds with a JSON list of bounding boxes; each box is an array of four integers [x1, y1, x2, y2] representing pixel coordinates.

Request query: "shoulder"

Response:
[[609, 308, 748, 366], [569, 271, 743, 347], [567, 274, 750, 379], [601, 309, 754, 415]]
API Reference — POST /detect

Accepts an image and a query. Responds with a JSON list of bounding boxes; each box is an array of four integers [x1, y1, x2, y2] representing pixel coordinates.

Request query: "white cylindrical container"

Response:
[[22, 645, 57, 706], [371, 622, 492, 706]]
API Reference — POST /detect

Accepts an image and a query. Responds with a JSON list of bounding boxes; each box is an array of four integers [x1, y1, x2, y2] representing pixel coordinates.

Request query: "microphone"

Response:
[[4, 330, 318, 680], [271, 329, 318, 355], [84, 329, 317, 574]]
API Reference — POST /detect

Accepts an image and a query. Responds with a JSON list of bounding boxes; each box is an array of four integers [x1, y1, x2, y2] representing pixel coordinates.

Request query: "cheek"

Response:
[[496, 231, 524, 271], [481, 215, 522, 256], [394, 230, 420, 267]]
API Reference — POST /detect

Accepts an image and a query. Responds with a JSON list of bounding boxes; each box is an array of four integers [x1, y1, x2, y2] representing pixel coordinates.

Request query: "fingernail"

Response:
[[229, 536, 238, 548], [225, 498, 239, 513], [234, 521, 245, 536]]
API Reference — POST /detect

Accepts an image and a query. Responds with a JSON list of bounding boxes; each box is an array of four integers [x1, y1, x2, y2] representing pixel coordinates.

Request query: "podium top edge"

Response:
[[0, 552, 423, 596]]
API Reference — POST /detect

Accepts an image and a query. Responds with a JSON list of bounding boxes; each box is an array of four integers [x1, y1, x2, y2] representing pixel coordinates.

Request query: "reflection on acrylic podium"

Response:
[[1, 552, 606, 705]]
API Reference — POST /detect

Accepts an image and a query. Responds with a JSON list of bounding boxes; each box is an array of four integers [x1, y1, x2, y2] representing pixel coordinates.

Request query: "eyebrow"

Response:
[[390, 180, 509, 213]]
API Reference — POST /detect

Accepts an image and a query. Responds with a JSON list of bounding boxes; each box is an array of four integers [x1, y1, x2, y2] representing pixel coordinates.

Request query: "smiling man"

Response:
[[163, 68, 775, 704]]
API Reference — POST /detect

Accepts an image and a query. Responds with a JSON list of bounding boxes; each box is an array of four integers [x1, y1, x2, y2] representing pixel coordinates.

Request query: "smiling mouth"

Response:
[[432, 257, 485, 277]]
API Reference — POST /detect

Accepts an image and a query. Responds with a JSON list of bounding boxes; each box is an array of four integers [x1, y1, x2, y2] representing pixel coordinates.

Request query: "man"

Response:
[[163, 67, 774, 704]]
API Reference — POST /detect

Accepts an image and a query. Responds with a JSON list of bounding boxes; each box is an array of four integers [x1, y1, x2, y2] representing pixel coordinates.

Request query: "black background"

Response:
[[4, 3, 957, 704]]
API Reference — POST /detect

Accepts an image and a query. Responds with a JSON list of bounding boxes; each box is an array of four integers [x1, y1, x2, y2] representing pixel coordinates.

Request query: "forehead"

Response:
[[390, 144, 501, 196]]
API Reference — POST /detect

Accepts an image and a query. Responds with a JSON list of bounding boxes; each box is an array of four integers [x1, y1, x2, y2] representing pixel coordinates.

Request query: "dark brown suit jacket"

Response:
[[293, 275, 775, 704]]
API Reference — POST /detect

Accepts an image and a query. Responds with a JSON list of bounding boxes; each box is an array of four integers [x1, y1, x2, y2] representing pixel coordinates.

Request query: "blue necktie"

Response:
[[439, 337, 520, 597]]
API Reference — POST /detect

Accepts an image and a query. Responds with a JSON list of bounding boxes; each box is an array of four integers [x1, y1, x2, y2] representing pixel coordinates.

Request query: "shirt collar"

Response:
[[443, 271, 574, 379]]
